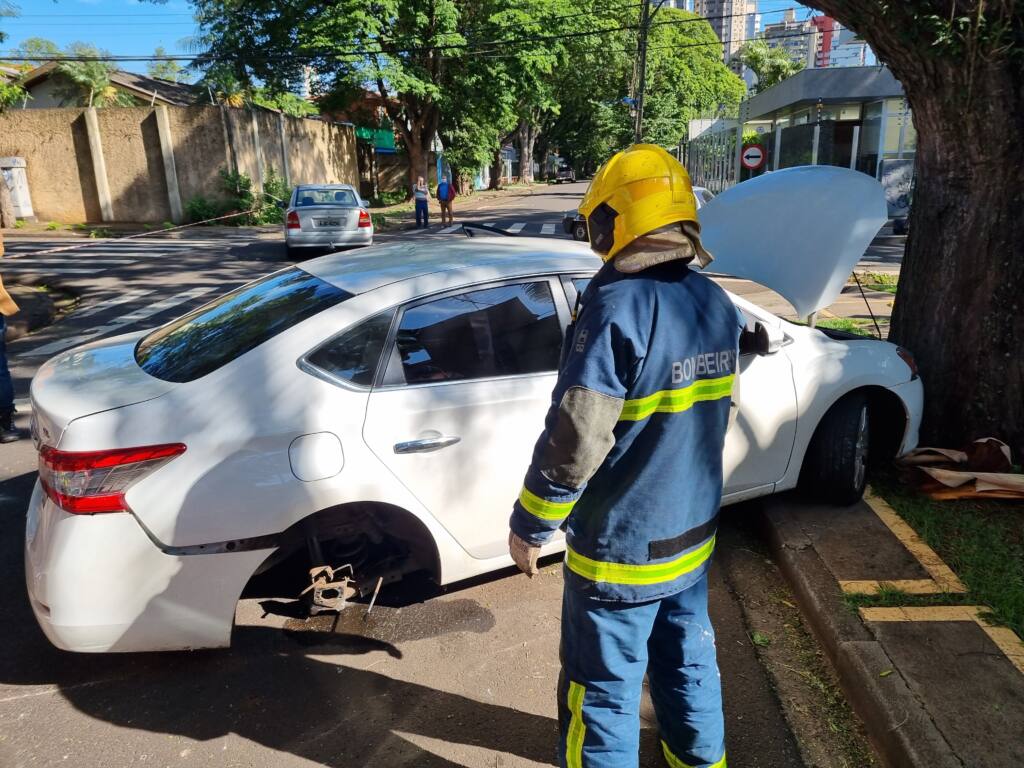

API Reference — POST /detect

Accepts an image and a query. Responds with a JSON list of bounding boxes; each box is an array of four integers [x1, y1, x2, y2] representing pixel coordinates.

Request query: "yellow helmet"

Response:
[[579, 144, 699, 261]]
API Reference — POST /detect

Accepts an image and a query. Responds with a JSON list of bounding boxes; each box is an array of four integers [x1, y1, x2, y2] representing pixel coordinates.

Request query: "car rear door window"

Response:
[[305, 310, 395, 387], [136, 268, 351, 383], [387, 282, 562, 385]]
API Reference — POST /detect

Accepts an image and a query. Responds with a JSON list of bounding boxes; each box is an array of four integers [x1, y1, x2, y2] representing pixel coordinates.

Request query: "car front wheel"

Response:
[[801, 392, 870, 505]]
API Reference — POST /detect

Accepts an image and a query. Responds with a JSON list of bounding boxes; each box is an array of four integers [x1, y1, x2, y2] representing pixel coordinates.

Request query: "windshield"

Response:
[[294, 188, 359, 207], [136, 268, 351, 382]]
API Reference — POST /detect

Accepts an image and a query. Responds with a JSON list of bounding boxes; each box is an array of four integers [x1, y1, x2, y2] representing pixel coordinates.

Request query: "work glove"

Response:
[[508, 531, 540, 578]]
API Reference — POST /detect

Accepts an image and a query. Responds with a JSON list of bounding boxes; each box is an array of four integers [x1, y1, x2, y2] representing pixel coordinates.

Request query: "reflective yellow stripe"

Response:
[[566, 535, 716, 586], [619, 375, 735, 422], [518, 486, 576, 522], [661, 741, 727, 768], [566, 681, 586, 768]]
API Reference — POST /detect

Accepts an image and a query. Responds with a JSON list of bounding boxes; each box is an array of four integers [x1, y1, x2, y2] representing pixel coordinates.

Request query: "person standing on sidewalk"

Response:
[[437, 175, 456, 226], [508, 145, 743, 768], [413, 176, 430, 228], [0, 232, 21, 443]]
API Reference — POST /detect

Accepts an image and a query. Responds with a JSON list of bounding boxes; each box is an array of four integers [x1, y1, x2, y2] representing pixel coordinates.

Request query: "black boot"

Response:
[[0, 409, 19, 443]]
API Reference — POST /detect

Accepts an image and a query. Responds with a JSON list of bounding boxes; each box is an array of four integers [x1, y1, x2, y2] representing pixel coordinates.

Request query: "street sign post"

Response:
[[741, 144, 766, 171]]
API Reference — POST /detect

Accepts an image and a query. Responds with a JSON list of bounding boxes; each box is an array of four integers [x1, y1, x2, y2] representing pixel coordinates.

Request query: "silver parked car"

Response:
[[284, 184, 374, 257]]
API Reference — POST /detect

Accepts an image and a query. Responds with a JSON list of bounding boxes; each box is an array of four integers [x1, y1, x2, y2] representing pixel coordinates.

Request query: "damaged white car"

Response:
[[25, 167, 922, 653]]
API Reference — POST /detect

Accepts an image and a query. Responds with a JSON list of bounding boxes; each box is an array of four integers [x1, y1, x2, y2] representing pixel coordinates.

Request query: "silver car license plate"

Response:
[[316, 218, 341, 227]]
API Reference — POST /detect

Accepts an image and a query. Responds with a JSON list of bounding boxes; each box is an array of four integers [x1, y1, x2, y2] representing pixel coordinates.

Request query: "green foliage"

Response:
[[11, 37, 60, 66], [53, 43, 140, 107], [250, 88, 318, 118], [12, 219, 25, 229], [0, 79, 27, 112], [736, 38, 804, 94], [147, 47, 187, 83], [185, 195, 222, 223], [371, 190, 408, 208], [45, 221, 60, 231]]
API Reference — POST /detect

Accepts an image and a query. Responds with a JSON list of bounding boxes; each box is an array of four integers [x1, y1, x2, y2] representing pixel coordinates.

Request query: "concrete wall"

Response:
[[0, 105, 358, 223]]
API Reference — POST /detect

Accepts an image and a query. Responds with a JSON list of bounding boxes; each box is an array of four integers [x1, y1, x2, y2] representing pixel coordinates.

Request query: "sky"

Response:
[[0, 1, 823, 76]]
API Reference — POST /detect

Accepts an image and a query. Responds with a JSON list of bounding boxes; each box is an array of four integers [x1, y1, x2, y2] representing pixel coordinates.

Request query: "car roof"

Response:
[[295, 183, 357, 190], [301, 236, 601, 294]]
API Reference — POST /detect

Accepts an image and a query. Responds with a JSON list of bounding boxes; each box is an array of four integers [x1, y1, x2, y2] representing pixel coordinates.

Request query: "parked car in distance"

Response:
[[553, 163, 576, 184], [284, 184, 373, 258], [563, 186, 715, 242]]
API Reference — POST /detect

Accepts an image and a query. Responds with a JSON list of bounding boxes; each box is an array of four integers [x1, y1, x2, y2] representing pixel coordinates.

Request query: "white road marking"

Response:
[[439, 225, 461, 234], [1, 267, 105, 275], [4, 258, 137, 266], [62, 289, 155, 321], [21, 287, 215, 358], [506, 223, 526, 233], [540, 223, 556, 235]]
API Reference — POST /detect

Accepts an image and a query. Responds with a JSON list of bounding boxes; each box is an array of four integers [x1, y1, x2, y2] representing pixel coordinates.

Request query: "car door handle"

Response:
[[393, 435, 462, 454]]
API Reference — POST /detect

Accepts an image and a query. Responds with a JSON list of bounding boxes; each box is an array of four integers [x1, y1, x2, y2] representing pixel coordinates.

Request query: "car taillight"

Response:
[[286, 211, 301, 229], [358, 209, 372, 228], [896, 347, 919, 380], [38, 443, 186, 514]]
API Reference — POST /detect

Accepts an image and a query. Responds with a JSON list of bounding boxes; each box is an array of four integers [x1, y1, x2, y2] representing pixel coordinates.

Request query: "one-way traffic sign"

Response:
[[741, 144, 766, 170]]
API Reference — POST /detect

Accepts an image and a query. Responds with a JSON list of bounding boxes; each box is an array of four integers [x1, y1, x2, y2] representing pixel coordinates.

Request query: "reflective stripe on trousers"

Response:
[[565, 535, 716, 586]]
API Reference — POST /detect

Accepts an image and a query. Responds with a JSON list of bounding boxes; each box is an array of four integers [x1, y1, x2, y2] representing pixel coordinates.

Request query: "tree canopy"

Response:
[[736, 38, 804, 94]]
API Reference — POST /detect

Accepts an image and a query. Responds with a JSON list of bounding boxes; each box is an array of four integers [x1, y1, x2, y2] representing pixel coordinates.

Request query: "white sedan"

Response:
[[25, 167, 921, 653]]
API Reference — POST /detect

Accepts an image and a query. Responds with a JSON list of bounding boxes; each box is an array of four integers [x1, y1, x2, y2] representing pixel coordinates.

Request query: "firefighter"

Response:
[[508, 144, 743, 768]]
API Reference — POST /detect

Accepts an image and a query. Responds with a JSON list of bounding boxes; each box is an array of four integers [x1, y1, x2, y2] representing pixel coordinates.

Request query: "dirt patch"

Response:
[[719, 515, 877, 768]]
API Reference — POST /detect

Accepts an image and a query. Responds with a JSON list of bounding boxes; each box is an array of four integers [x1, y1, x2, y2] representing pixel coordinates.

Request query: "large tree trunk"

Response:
[[806, 1, 1024, 454], [0, 175, 16, 229], [517, 120, 538, 184], [535, 134, 551, 181], [489, 146, 503, 190]]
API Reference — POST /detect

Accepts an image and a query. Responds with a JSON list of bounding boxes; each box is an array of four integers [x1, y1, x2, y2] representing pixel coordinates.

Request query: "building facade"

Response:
[[762, 8, 817, 67], [694, 0, 754, 61], [810, 16, 839, 68]]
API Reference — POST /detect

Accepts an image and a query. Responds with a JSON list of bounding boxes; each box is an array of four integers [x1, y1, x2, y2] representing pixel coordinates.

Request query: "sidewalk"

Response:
[[761, 491, 1024, 767], [369, 182, 552, 230]]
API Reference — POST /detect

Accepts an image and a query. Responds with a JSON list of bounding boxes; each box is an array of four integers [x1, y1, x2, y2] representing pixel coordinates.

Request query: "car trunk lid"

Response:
[[295, 206, 360, 232], [698, 166, 888, 317], [30, 333, 174, 447]]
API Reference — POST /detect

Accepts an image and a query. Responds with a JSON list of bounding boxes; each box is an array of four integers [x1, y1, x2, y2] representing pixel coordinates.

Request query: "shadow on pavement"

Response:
[[0, 470, 555, 767]]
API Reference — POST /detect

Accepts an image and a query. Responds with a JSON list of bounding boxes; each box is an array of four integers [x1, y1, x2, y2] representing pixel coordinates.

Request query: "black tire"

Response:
[[801, 392, 870, 505], [572, 221, 588, 241], [285, 244, 298, 260]]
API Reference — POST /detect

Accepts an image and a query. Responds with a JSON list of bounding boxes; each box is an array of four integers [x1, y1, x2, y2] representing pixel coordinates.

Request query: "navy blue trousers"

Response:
[[558, 573, 726, 768], [415, 199, 429, 227], [0, 316, 12, 413]]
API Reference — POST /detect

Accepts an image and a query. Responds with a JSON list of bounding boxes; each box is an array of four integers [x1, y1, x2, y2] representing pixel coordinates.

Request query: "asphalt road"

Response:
[[0, 182, 881, 766]]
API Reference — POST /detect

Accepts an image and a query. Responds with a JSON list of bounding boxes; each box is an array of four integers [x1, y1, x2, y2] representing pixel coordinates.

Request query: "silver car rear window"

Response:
[[295, 188, 358, 206], [135, 268, 351, 382]]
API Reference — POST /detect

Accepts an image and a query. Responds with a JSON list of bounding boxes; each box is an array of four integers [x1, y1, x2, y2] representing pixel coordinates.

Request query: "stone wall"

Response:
[[0, 105, 359, 224]]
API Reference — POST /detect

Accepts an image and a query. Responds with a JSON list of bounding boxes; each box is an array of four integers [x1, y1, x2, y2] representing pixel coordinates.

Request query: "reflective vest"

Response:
[[509, 260, 744, 602]]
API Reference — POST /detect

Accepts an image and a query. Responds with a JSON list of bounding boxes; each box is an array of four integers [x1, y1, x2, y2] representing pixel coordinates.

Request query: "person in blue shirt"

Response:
[[436, 175, 455, 226], [509, 145, 744, 768]]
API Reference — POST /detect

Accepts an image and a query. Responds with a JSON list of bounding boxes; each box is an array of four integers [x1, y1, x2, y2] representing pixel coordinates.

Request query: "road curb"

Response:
[[759, 498, 961, 768]]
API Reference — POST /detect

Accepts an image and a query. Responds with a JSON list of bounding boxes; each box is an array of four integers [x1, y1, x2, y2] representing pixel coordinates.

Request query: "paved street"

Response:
[[0, 182, 880, 767]]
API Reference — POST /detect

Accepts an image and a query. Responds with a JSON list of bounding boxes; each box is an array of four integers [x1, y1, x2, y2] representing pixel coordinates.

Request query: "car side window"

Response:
[[306, 310, 395, 387], [387, 282, 562, 385]]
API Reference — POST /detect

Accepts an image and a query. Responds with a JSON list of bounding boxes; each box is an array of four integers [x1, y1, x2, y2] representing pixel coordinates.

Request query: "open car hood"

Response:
[[697, 166, 888, 317]]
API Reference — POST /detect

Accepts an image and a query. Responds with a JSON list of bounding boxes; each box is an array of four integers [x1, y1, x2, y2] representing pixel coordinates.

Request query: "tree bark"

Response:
[[489, 146, 503, 190], [535, 133, 551, 181], [516, 119, 538, 184], [805, 1, 1024, 453]]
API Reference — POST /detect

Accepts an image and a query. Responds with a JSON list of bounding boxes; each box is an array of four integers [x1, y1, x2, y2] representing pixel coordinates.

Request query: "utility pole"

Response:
[[633, 0, 668, 144]]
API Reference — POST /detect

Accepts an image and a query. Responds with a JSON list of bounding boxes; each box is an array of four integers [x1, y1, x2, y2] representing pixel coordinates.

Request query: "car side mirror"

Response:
[[740, 322, 785, 356], [276, 199, 287, 209], [360, 198, 371, 208]]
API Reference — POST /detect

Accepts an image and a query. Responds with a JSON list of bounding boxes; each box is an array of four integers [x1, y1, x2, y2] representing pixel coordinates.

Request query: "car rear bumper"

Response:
[[285, 228, 373, 247], [24, 481, 271, 653]]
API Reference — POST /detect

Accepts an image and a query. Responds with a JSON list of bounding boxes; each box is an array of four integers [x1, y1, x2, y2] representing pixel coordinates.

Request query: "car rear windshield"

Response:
[[136, 268, 351, 383], [295, 188, 358, 206]]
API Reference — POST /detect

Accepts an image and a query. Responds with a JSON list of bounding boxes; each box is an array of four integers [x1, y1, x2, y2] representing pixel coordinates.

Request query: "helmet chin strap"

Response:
[[612, 223, 714, 274]]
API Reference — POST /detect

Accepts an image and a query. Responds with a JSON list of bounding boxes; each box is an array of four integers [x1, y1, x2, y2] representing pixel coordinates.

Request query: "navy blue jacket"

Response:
[[509, 260, 744, 602]]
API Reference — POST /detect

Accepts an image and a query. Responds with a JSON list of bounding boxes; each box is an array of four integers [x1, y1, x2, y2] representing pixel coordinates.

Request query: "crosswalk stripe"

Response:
[[439, 225, 461, 234], [4, 258, 137, 266], [541, 223, 556, 235], [506, 223, 526, 233], [1, 266, 106, 275], [21, 286, 215, 358], [62, 289, 156, 321]]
